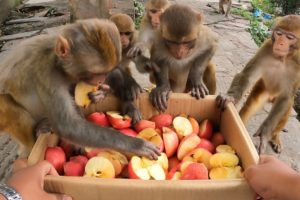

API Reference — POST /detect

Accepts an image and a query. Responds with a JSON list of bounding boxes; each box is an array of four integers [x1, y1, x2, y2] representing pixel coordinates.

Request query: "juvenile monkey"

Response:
[[0, 19, 160, 159], [127, 0, 170, 58], [219, 0, 232, 18], [217, 15, 300, 154], [148, 4, 218, 111]]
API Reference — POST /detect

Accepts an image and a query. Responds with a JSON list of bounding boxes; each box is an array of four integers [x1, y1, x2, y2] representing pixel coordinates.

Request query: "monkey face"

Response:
[[120, 32, 133, 50], [164, 38, 196, 59], [273, 28, 298, 57], [148, 8, 164, 29]]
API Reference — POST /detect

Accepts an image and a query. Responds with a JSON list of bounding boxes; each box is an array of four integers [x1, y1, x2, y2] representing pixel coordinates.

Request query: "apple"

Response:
[[197, 138, 215, 153], [209, 152, 239, 168], [137, 128, 164, 152], [70, 155, 88, 166], [211, 132, 225, 147], [97, 150, 128, 176], [216, 145, 236, 154], [168, 156, 180, 171], [59, 139, 75, 159], [188, 117, 199, 135], [166, 164, 181, 180], [156, 153, 169, 172], [85, 147, 103, 159], [119, 128, 138, 137], [173, 116, 193, 138], [162, 127, 179, 157], [177, 134, 201, 160], [87, 112, 110, 127], [134, 120, 155, 132], [198, 119, 213, 139], [151, 114, 173, 129], [64, 161, 85, 176], [106, 111, 132, 129], [74, 81, 97, 108], [44, 146, 66, 174], [85, 157, 115, 178], [180, 163, 209, 180], [209, 166, 243, 180], [182, 148, 212, 169]]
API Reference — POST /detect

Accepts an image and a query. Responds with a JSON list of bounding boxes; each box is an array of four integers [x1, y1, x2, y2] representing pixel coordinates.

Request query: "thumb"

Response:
[[45, 193, 72, 200]]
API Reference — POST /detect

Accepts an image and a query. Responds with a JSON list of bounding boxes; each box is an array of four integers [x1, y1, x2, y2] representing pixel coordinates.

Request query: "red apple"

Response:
[[85, 147, 103, 158], [166, 164, 181, 180], [168, 156, 180, 171], [85, 157, 115, 178], [64, 161, 85, 176], [173, 116, 193, 139], [106, 111, 132, 129], [119, 128, 138, 137], [151, 114, 173, 129], [59, 139, 74, 158], [70, 155, 88, 166], [211, 132, 225, 147], [134, 120, 156, 132], [44, 146, 66, 174], [180, 163, 209, 180], [177, 134, 201, 160], [162, 127, 179, 157], [197, 138, 215, 153], [188, 117, 200, 135], [87, 112, 110, 127], [182, 148, 212, 169], [198, 119, 213, 139]]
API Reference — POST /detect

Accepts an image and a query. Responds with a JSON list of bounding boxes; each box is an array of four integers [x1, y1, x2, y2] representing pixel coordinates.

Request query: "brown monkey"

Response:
[[217, 15, 300, 154], [219, 0, 232, 18], [0, 19, 160, 159], [127, 0, 170, 58], [147, 4, 218, 111]]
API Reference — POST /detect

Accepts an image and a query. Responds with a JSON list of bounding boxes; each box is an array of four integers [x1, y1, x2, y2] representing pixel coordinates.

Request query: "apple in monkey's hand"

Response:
[[45, 146, 66, 174]]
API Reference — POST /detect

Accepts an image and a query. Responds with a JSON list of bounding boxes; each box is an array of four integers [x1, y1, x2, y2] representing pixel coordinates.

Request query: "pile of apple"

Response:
[[44, 111, 243, 180]]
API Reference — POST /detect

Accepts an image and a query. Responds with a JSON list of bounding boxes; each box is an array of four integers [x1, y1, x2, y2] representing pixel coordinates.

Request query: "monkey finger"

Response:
[[221, 100, 227, 111], [161, 92, 169, 112], [98, 84, 110, 91], [157, 94, 166, 112], [199, 87, 206, 98]]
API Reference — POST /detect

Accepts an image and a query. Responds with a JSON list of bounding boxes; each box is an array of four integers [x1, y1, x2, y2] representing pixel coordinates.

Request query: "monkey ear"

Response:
[[196, 12, 203, 23], [55, 36, 70, 59]]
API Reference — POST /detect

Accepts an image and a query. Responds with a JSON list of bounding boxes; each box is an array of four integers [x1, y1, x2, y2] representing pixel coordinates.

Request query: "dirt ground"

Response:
[[0, 0, 299, 182]]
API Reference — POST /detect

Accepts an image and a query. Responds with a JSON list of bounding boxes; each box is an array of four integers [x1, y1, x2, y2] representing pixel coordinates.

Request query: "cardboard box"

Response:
[[28, 93, 259, 200]]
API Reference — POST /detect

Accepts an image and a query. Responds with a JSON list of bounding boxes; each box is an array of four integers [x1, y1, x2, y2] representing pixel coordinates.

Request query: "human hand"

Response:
[[8, 160, 72, 200], [244, 155, 299, 200]]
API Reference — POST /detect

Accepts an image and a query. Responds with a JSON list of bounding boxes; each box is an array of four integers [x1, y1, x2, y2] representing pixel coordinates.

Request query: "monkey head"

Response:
[[146, 0, 170, 29], [160, 4, 201, 60], [55, 19, 121, 86], [110, 13, 135, 50], [272, 15, 300, 58]]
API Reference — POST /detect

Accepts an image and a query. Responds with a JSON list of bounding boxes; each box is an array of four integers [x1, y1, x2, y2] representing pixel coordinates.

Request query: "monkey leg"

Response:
[[0, 95, 36, 156], [203, 62, 216, 95], [269, 105, 292, 153], [219, 2, 225, 14], [239, 79, 269, 125]]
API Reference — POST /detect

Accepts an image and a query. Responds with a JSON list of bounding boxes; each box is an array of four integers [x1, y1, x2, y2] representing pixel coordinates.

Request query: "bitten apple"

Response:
[[137, 128, 164, 152], [173, 116, 193, 138], [177, 134, 201, 160], [74, 81, 97, 108], [151, 114, 173, 129], [87, 112, 110, 127], [198, 119, 213, 139], [162, 127, 179, 157], [106, 111, 132, 129], [182, 148, 212, 169], [44, 146, 66, 174], [85, 157, 115, 178]]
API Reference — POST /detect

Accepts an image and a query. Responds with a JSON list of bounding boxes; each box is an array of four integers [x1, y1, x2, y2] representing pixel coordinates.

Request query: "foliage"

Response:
[[270, 0, 300, 15], [251, 0, 275, 14], [248, 20, 271, 46], [231, 8, 252, 20], [133, 0, 145, 29]]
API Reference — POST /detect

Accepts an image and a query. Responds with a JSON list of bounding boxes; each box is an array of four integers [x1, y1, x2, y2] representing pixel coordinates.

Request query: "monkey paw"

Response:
[[35, 118, 53, 137], [149, 85, 171, 112], [269, 140, 282, 154], [121, 101, 142, 125], [132, 139, 161, 160], [187, 80, 209, 99], [88, 84, 110, 103], [123, 78, 143, 101], [216, 93, 235, 111]]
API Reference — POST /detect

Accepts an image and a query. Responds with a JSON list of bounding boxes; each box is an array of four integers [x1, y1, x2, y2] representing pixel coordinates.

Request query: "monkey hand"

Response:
[[216, 93, 236, 111], [127, 46, 142, 58], [150, 85, 171, 112], [121, 101, 142, 125], [123, 77, 143, 101], [88, 84, 110, 103], [34, 118, 53, 137], [254, 124, 272, 154], [188, 79, 209, 99], [126, 138, 161, 160]]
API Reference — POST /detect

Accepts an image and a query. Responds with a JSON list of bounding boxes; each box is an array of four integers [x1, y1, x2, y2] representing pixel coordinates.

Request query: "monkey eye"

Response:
[[149, 9, 158, 14], [275, 30, 283, 36], [286, 34, 297, 40], [120, 32, 133, 36]]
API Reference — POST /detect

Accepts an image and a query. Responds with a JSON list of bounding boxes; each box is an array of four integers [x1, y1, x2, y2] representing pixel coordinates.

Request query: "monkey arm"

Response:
[[187, 47, 215, 99], [37, 84, 160, 159]]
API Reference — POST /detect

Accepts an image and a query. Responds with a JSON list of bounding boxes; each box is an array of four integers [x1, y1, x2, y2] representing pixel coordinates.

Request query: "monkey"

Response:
[[219, 0, 232, 18], [0, 19, 160, 159], [216, 15, 300, 154], [127, 0, 170, 58], [144, 4, 218, 112]]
